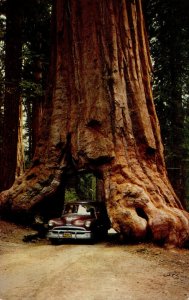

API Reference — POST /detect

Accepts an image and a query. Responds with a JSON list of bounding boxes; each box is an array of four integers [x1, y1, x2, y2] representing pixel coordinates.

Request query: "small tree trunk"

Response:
[[32, 58, 43, 157], [16, 101, 25, 177], [0, 0, 188, 247]]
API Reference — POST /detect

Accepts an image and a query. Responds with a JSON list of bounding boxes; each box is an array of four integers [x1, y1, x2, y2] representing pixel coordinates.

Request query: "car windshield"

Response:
[[63, 203, 95, 216]]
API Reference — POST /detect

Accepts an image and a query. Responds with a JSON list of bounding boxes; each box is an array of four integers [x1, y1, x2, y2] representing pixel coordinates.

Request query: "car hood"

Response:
[[49, 214, 94, 226]]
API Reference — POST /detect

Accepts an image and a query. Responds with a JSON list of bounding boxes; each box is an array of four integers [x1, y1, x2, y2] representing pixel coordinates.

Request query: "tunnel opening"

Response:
[[63, 170, 104, 203], [38, 169, 105, 219]]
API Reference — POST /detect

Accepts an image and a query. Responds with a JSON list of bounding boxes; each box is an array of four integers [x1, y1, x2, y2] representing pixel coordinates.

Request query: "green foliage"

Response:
[[65, 173, 97, 203], [65, 189, 80, 202], [20, 80, 44, 98], [0, 15, 6, 39], [77, 173, 97, 201]]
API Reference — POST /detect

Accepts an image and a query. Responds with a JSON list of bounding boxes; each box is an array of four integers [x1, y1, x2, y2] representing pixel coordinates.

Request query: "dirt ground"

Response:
[[0, 220, 189, 300]]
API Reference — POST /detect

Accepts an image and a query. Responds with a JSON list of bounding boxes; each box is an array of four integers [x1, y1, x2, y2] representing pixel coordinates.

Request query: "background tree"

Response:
[[0, 0, 189, 247], [0, 0, 51, 187], [0, 7, 6, 167], [144, 0, 189, 208], [21, 0, 51, 163], [0, 0, 23, 191]]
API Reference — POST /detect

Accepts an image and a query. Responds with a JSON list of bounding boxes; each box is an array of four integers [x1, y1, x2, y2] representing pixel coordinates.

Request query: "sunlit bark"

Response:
[[16, 102, 25, 178]]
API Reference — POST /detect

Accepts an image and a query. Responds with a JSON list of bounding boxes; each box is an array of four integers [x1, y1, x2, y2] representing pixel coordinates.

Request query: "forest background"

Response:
[[0, 0, 189, 209]]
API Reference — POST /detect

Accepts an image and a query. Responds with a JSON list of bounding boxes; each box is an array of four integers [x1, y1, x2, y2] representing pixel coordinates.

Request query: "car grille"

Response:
[[52, 226, 86, 233], [47, 225, 92, 240]]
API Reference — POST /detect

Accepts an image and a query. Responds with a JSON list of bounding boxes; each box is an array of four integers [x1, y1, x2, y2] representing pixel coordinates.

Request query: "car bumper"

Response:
[[47, 226, 93, 240]]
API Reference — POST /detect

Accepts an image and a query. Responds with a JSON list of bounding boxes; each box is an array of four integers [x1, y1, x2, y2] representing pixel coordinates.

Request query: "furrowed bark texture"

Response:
[[0, 0, 189, 247]]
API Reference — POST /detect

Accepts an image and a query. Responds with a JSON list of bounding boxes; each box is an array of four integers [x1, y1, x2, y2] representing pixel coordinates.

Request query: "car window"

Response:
[[77, 205, 87, 215], [64, 204, 77, 214], [63, 204, 95, 216]]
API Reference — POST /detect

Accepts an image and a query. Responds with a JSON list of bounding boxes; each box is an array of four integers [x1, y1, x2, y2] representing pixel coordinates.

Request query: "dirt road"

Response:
[[0, 221, 189, 300]]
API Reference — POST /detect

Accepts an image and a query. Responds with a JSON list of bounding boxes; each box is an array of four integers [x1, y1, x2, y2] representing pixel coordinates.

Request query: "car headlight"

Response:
[[73, 219, 84, 226], [85, 220, 92, 228], [48, 220, 55, 227]]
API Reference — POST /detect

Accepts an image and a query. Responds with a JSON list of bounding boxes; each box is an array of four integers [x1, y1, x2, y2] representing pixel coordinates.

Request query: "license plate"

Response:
[[63, 232, 72, 238]]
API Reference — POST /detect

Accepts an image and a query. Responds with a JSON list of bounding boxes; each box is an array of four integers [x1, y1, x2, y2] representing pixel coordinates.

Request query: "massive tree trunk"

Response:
[[0, 0, 189, 247]]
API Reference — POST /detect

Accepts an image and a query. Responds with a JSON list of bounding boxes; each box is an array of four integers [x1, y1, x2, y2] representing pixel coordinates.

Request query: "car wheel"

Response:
[[98, 229, 108, 241], [87, 232, 97, 244]]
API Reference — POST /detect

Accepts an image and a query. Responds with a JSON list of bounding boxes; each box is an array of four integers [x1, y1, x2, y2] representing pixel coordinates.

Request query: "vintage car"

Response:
[[47, 201, 111, 243]]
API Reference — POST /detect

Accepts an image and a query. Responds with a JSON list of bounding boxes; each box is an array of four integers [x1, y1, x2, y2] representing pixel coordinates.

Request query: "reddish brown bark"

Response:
[[0, 0, 188, 247]]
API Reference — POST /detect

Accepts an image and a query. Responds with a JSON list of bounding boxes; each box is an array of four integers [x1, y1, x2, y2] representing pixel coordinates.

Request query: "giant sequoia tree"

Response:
[[0, 0, 189, 247]]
